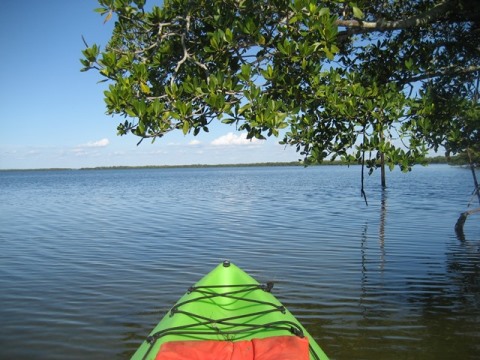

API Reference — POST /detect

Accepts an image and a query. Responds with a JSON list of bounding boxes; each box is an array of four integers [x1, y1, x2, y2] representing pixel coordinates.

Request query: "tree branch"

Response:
[[171, 15, 208, 84], [399, 65, 480, 85], [336, 0, 458, 34], [455, 207, 480, 237]]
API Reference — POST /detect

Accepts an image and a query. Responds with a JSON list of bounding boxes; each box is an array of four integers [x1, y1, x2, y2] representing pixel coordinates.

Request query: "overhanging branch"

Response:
[[336, 0, 480, 36], [399, 65, 480, 85]]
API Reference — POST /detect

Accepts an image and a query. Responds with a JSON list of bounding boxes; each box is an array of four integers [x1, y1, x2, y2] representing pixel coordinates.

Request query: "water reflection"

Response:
[[379, 190, 386, 273], [360, 223, 368, 301], [1, 166, 479, 360], [328, 185, 480, 359], [401, 233, 480, 358], [446, 234, 480, 312]]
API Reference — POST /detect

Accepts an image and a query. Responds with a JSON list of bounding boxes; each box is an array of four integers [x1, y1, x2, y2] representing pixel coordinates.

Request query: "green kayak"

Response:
[[131, 261, 329, 360]]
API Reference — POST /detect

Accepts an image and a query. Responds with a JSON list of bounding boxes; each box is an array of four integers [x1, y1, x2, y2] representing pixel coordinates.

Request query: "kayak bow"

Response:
[[131, 261, 329, 360]]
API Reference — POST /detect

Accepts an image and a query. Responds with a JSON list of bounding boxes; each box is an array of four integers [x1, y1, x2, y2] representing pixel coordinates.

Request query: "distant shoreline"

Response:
[[1, 162, 302, 172], [0, 156, 470, 172]]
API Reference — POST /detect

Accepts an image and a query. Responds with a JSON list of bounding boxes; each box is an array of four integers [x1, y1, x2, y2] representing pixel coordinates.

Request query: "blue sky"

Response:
[[0, 0, 299, 169]]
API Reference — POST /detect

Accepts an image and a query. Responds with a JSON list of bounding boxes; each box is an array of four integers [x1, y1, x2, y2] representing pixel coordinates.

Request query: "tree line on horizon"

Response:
[[79, 153, 480, 170]]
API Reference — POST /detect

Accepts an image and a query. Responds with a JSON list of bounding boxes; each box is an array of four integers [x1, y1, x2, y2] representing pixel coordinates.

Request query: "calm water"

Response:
[[0, 165, 479, 359]]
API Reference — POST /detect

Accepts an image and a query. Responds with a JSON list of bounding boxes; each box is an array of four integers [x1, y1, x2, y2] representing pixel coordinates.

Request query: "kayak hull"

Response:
[[131, 261, 329, 360]]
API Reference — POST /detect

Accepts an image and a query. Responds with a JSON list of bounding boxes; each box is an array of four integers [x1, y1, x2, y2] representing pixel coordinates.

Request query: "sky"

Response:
[[0, 0, 300, 169]]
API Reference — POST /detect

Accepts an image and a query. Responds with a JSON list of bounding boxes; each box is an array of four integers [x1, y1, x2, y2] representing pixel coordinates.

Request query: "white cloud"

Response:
[[81, 138, 110, 148], [189, 139, 201, 146], [211, 132, 263, 146]]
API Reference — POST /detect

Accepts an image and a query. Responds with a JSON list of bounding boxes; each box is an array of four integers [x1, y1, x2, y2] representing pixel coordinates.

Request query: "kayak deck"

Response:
[[131, 261, 329, 360]]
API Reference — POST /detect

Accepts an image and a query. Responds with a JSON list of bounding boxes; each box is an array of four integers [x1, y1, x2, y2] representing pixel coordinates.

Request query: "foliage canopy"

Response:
[[82, 0, 480, 171]]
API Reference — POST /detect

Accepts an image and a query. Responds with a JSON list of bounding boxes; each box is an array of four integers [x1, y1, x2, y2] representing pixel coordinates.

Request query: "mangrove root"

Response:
[[455, 207, 480, 237]]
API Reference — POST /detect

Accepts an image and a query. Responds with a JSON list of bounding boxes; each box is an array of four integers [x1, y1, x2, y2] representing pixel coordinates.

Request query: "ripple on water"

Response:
[[0, 166, 479, 359]]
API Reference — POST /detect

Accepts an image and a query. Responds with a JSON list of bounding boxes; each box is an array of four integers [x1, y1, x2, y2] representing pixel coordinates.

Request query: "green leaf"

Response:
[[182, 121, 190, 135], [239, 64, 252, 81], [405, 58, 413, 70], [225, 28, 233, 43], [258, 34, 266, 45], [125, 107, 136, 117], [104, 10, 113, 24], [288, 15, 299, 24], [319, 8, 330, 17], [137, 121, 145, 134], [221, 118, 236, 125], [94, 7, 108, 14], [350, 3, 364, 19], [324, 47, 334, 60], [140, 82, 150, 94]]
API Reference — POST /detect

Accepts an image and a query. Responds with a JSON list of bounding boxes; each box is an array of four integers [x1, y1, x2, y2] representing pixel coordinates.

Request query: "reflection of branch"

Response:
[[360, 223, 368, 312], [379, 191, 386, 272]]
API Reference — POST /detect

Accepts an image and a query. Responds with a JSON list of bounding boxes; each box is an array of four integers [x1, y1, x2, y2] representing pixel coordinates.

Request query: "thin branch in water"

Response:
[[361, 158, 368, 206]]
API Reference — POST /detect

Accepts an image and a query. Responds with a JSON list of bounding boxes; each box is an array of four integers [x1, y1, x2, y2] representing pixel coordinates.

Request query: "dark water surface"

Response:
[[0, 165, 479, 359]]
